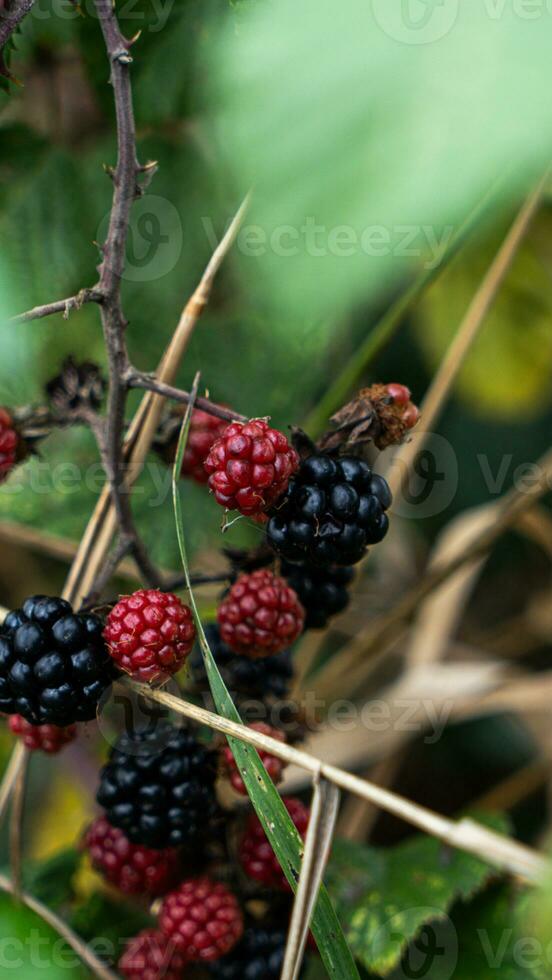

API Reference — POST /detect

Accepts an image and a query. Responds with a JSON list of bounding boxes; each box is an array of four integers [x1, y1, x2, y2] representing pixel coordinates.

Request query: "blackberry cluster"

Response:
[[0, 596, 116, 726], [282, 561, 354, 629], [96, 724, 217, 850], [267, 454, 391, 567], [210, 923, 301, 980], [192, 624, 294, 702]]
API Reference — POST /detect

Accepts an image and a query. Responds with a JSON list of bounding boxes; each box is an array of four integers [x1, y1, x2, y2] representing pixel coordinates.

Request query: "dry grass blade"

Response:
[[127, 679, 546, 882], [64, 193, 250, 607], [388, 169, 549, 500], [0, 742, 27, 826], [314, 444, 552, 701], [281, 778, 340, 980], [9, 745, 29, 896], [0, 872, 119, 979]]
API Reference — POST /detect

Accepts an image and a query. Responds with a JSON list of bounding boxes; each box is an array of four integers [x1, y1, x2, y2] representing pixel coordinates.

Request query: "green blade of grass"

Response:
[[303, 183, 499, 438], [171, 378, 360, 980]]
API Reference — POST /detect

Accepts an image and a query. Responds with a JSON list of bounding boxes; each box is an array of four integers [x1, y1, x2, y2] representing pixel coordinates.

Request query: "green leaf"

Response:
[[209, 0, 552, 321], [24, 848, 81, 910], [389, 885, 541, 980], [326, 814, 509, 976], [0, 893, 89, 979], [69, 891, 151, 962], [171, 403, 360, 980]]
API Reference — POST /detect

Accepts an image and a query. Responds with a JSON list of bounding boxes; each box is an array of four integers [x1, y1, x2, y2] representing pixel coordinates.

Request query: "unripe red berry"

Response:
[[204, 419, 299, 518], [159, 878, 243, 960], [104, 590, 196, 682], [84, 816, 179, 897], [8, 714, 76, 754], [0, 408, 19, 483], [239, 797, 310, 891], [222, 722, 287, 795], [119, 928, 188, 980], [217, 570, 304, 659]]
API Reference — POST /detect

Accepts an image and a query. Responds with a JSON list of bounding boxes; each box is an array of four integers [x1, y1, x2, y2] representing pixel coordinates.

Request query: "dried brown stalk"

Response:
[[129, 680, 546, 882]]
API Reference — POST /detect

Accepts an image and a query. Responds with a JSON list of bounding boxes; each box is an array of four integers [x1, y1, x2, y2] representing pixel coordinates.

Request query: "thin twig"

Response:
[[0, 873, 119, 980], [9, 745, 29, 897], [387, 170, 549, 501], [281, 777, 340, 980], [0, 0, 34, 53], [125, 370, 247, 423], [10, 288, 102, 324], [314, 442, 552, 702], [303, 183, 497, 437], [64, 192, 250, 608], [127, 679, 546, 882], [0, 741, 26, 826]]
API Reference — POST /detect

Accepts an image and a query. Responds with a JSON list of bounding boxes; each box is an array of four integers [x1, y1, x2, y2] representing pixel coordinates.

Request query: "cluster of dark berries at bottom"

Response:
[[0, 596, 117, 726], [204, 419, 299, 518], [96, 724, 217, 850], [217, 569, 305, 659], [119, 928, 188, 980], [85, 815, 179, 897], [282, 561, 355, 629], [8, 714, 76, 753], [222, 721, 287, 795], [239, 796, 310, 891], [103, 589, 196, 682], [159, 878, 244, 960], [267, 454, 392, 567], [209, 922, 305, 980]]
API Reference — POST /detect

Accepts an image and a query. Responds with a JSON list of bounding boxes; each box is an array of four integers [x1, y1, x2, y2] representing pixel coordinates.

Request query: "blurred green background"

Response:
[[1, 0, 552, 976]]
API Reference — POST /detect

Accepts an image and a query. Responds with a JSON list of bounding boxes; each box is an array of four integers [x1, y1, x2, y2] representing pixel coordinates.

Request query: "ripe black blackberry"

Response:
[[267, 454, 391, 567], [96, 723, 217, 850], [0, 596, 117, 726], [191, 624, 294, 702], [282, 562, 354, 629], [209, 923, 305, 980]]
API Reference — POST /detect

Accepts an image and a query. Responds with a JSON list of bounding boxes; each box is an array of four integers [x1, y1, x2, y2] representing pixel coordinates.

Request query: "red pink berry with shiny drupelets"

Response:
[[103, 589, 196, 682], [159, 878, 244, 961], [119, 928, 188, 980], [217, 569, 305, 658], [204, 419, 299, 518], [85, 816, 179, 897]]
